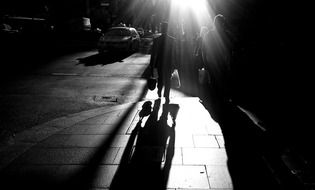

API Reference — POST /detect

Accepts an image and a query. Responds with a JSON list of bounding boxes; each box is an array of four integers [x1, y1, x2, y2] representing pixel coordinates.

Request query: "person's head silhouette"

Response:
[[161, 22, 168, 34], [139, 101, 152, 119], [213, 14, 228, 32]]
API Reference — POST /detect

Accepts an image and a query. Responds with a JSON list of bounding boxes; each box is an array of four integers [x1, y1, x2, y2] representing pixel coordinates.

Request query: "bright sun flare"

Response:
[[170, 0, 212, 27], [172, 0, 207, 12]]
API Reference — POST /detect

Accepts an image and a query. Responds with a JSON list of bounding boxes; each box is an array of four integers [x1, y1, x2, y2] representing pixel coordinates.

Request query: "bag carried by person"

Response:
[[198, 68, 211, 84], [171, 69, 181, 88]]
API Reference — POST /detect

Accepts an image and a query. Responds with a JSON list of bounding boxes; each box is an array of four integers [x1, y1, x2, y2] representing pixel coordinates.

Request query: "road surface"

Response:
[[0, 49, 151, 137]]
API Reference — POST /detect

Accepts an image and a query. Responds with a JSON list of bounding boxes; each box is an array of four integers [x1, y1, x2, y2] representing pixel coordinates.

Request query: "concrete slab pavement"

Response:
[[0, 87, 233, 190]]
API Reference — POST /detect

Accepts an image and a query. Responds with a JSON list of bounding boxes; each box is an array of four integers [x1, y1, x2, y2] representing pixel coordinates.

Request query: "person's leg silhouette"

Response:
[[157, 76, 163, 98], [164, 76, 171, 103]]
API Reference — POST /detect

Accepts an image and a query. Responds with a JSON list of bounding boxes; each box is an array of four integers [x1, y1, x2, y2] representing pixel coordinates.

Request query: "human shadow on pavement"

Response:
[[201, 88, 302, 189], [77, 51, 132, 66], [110, 99, 179, 190]]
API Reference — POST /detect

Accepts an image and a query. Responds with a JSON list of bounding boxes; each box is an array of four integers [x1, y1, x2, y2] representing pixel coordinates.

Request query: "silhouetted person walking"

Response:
[[150, 22, 178, 103], [194, 26, 210, 101], [201, 14, 234, 104]]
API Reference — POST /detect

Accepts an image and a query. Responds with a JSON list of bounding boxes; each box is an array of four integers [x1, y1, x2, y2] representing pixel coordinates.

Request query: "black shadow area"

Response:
[[77, 51, 132, 66], [201, 89, 303, 190], [110, 99, 179, 190]]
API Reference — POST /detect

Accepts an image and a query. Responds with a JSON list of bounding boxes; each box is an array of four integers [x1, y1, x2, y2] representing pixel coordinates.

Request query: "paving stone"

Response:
[[80, 107, 138, 135], [132, 110, 141, 122], [174, 133, 194, 147], [193, 135, 219, 148], [183, 148, 227, 165], [103, 111, 122, 125], [174, 113, 212, 135], [126, 121, 139, 134], [39, 117, 68, 129], [117, 121, 134, 134], [38, 134, 110, 148], [2, 164, 119, 190], [113, 147, 126, 164], [206, 165, 233, 189], [15, 126, 60, 143], [176, 116, 207, 135], [205, 120, 222, 135], [167, 165, 210, 189], [215, 135, 225, 148], [176, 122, 209, 135], [110, 135, 130, 147], [90, 165, 118, 188], [69, 108, 104, 118], [0, 144, 33, 166], [39, 134, 130, 148], [2, 164, 64, 183], [114, 145, 182, 166], [130, 145, 166, 162], [61, 121, 131, 136], [12, 147, 118, 165], [4, 164, 117, 189], [118, 106, 139, 124], [171, 148, 183, 165], [63, 115, 90, 127], [59, 124, 114, 135], [79, 115, 107, 125]]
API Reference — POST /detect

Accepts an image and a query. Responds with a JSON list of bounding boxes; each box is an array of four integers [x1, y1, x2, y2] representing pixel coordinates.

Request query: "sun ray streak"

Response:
[[169, 0, 215, 30]]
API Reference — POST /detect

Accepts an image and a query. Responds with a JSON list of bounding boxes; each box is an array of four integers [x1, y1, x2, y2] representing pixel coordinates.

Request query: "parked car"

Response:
[[97, 27, 140, 53]]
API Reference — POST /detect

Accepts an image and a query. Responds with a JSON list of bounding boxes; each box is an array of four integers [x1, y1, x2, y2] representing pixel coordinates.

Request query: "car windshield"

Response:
[[105, 28, 131, 36]]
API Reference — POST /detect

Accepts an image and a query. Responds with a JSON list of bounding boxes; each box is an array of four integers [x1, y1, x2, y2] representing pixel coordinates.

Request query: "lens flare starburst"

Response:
[[170, 0, 214, 28]]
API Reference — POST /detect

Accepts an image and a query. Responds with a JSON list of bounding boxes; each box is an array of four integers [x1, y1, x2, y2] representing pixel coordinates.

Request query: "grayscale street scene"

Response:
[[1, 0, 313, 189]]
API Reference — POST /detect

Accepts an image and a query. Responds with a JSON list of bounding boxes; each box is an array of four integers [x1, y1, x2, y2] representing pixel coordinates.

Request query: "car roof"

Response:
[[108, 27, 135, 30], [104, 27, 139, 35]]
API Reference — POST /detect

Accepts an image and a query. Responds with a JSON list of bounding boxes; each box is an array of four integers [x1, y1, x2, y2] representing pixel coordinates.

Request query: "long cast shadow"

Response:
[[201, 87, 303, 189], [110, 99, 179, 190]]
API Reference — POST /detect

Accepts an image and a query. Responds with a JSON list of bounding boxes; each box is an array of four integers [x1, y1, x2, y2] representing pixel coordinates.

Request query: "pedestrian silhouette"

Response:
[[194, 26, 209, 70], [150, 22, 178, 103], [194, 26, 210, 102], [201, 14, 233, 103]]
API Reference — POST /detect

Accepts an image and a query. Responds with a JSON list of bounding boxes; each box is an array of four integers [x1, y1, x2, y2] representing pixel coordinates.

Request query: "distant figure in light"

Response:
[[194, 26, 209, 70], [194, 25, 210, 101], [201, 14, 233, 102], [150, 22, 178, 103]]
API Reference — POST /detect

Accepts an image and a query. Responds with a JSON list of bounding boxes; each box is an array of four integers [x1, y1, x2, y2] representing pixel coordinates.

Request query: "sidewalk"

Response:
[[0, 87, 232, 190]]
